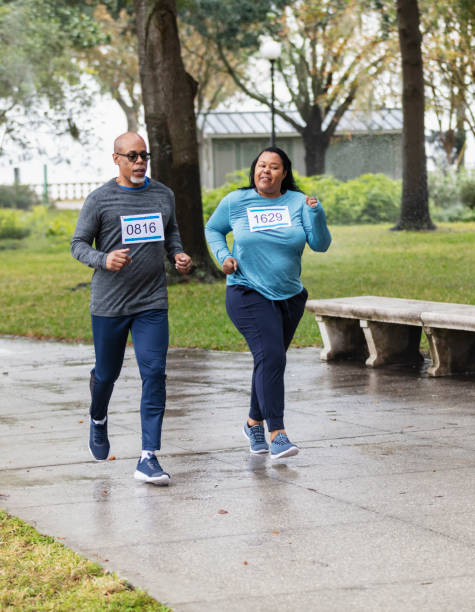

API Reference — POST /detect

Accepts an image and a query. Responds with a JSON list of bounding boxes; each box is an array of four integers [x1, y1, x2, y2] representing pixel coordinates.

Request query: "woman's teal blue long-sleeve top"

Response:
[[205, 188, 332, 300]]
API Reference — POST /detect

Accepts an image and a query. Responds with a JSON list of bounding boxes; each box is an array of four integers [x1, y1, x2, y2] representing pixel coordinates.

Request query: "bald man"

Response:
[[71, 132, 192, 485]]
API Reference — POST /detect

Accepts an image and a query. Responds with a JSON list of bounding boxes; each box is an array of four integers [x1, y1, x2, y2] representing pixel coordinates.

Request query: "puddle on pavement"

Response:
[[0, 473, 55, 487], [49, 402, 85, 410], [63, 360, 93, 367], [92, 480, 113, 502], [165, 408, 191, 418], [24, 382, 66, 394], [0, 416, 17, 424]]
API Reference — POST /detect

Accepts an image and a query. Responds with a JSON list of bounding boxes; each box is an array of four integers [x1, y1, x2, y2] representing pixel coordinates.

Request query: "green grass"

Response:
[[0, 510, 171, 611], [2, 222, 474, 350]]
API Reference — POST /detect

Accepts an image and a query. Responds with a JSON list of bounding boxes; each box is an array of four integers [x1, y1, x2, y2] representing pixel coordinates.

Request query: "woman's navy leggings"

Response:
[[225, 284, 308, 431]]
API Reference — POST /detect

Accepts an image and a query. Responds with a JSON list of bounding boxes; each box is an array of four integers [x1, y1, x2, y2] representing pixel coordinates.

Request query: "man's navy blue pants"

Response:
[[89, 309, 168, 451], [225, 285, 308, 432]]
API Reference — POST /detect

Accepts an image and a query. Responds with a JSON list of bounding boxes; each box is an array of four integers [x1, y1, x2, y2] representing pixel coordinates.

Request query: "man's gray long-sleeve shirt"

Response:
[[71, 178, 184, 316]]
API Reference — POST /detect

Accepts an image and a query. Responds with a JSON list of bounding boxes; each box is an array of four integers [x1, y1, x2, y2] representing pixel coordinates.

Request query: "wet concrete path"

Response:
[[1, 336, 475, 611]]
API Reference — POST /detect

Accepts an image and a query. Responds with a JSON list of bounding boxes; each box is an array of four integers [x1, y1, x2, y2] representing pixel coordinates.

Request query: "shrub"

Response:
[[203, 171, 401, 225], [0, 209, 31, 240], [27, 205, 49, 232], [460, 179, 475, 209], [45, 213, 78, 239], [202, 170, 248, 221], [296, 172, 400, 225], [428, 168, 475, 221], [427, 169, 459, 209], [17, 206, 79, 241], [0, 185, 39, 210]]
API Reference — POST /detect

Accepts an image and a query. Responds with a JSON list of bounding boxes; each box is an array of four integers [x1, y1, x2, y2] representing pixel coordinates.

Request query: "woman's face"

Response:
[[254, 152, 287, 198]]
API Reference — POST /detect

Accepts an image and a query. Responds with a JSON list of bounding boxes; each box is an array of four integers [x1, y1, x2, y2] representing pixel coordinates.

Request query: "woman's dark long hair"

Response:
[[242, 146, 302, 194]]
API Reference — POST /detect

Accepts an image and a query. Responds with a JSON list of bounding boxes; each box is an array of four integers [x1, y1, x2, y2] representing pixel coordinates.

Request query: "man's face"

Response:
[[113, 134, 148, 187]]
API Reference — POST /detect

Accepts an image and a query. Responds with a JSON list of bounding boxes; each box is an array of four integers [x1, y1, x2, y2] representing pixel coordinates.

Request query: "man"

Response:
[[71, 132, 192, 485]]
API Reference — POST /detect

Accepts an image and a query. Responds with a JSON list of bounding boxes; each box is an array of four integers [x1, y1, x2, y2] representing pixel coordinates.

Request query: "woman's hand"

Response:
[[222, 257, 238, 275], [305, 195, 319, 208]]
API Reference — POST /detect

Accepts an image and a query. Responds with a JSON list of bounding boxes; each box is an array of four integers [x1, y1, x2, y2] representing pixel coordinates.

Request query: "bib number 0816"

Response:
[[126, 221, 157, 236], [121, 213, 165, 244]]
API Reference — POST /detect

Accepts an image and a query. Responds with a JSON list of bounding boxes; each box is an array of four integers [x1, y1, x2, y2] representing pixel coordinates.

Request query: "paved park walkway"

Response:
[[1, 335, 475, 611]]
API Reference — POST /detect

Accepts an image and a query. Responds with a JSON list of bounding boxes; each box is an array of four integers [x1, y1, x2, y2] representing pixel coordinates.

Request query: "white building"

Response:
[[198, 109, 403, 188]]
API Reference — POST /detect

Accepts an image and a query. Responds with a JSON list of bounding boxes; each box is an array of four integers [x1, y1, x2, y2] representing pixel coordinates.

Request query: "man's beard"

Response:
[[130, 174, 146, 185]]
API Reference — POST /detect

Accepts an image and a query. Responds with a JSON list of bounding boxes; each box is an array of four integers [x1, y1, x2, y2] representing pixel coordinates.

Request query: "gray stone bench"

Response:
[[305, 296, 475, 377]]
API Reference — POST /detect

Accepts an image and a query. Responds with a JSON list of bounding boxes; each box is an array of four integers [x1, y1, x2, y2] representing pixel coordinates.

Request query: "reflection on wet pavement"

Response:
[[1, 336, 475, 611]]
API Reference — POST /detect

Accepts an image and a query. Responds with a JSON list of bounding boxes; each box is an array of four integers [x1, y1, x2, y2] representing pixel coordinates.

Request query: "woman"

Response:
[[205, 147, 331, 459]]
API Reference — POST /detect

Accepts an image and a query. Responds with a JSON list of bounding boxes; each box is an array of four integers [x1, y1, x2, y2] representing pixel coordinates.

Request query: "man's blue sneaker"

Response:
[[243, 421, 269, 454], [270, 433, 299, 459], [89, 418, 110, 461], [134, 455, 170, 485]]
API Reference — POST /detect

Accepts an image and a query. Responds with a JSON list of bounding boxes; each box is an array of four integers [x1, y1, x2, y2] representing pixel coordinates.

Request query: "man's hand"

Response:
[[174, 252, 192, 275], [305, 195, 319, 208], [106, 248, 132, 271], [222, 257, 238, 275]]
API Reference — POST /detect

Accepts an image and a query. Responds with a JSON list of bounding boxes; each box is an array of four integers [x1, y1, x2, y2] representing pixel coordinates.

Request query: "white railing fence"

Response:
[[28, 182, 103, 202]]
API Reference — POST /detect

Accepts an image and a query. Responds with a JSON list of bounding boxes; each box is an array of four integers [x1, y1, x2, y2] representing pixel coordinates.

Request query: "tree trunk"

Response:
[[302, 107, 330, 176], [114, 95, 140, 133], [134, 0, 221, 280], [393, 0, 435, 231], [455, 102, 466, 170]]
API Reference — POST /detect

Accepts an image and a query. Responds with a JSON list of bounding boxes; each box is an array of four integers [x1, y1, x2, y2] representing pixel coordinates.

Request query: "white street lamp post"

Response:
[[260, 40, 281, 147]]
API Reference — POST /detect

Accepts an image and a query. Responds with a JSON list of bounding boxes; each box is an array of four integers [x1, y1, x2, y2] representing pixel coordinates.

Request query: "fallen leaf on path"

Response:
[[217, 509, 228, 514]]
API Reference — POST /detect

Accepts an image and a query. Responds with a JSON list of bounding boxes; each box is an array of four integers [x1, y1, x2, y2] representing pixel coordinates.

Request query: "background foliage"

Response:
[[0, 185, 39, 210], [0, 180, 474, 350], [202, 170, 475, 225]]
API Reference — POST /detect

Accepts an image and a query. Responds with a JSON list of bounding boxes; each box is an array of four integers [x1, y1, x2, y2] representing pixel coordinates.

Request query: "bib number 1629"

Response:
[[247, 206, 291, 232]]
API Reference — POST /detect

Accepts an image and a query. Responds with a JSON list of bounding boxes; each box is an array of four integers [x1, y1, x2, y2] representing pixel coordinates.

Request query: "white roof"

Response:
[[199, 109, 402, 137]]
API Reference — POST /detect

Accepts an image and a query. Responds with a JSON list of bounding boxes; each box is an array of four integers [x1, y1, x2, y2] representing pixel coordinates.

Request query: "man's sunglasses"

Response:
[[115, 151, 151, 163]]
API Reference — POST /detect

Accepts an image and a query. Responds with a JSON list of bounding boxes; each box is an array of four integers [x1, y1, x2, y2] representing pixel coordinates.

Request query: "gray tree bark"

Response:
[[134, 0, 221, 279], [393, 0, 435, 230]]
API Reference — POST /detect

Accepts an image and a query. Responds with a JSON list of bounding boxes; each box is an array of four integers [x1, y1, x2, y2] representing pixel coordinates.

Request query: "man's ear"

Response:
[[112, 153, 118, 165]]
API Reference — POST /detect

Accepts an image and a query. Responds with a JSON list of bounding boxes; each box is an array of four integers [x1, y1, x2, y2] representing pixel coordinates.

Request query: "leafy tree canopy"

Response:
[[0, 0, 105, 151], [180, 0, 290, 51]]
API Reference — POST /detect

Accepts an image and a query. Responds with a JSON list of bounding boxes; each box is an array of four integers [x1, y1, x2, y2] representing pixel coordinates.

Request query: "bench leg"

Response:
[[425, 327, 475, 377], [360, 320, 423, 368], [316, 315, 366, 361]]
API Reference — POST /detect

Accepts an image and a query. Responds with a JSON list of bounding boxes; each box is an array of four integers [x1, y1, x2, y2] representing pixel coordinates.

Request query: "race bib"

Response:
[[121, 212, 164, 244], [247, 206, 291, 232]]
